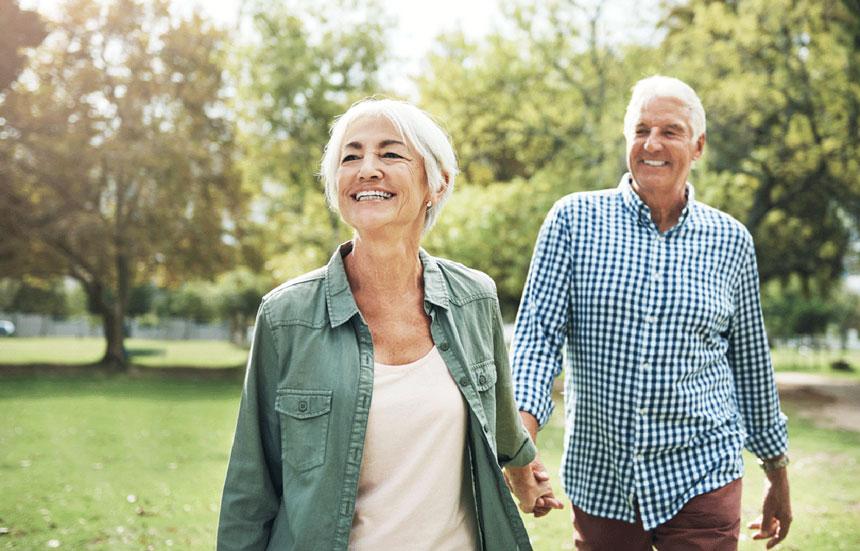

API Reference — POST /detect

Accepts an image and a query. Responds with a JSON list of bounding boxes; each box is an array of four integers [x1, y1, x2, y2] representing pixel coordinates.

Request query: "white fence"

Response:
[[0, 312, 231, 341]]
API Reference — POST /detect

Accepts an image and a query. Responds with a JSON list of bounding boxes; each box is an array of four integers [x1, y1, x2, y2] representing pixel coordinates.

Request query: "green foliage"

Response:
[[660, 0, 860, 291], [426, 175, 559, 317], [234, 0, 390, 281], [0, 278, 67, 317], [418, 1, 636, 188]]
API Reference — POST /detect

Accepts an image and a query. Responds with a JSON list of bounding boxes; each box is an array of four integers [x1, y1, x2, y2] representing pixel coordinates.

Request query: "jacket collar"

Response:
[[325, 241, 450, 328]]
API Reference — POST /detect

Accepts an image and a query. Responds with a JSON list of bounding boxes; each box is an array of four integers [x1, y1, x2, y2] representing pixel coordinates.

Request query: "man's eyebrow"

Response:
[[665, 123, 687, 132]]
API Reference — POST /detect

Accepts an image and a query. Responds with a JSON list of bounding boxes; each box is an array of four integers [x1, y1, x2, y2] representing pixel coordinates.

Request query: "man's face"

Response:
[[626, 96, 704, 194]]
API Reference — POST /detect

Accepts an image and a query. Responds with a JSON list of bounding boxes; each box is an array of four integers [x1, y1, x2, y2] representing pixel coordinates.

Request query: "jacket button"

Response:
[[478, 375, 487, 385], [439, 342, 450, 351], [459, 377, 469, 386], [298, 400, 308, 412]]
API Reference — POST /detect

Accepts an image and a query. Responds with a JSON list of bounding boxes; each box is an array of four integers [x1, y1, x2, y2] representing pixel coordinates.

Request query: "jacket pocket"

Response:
[[471, 360, 498, 391], [275, 389, 332, 472]]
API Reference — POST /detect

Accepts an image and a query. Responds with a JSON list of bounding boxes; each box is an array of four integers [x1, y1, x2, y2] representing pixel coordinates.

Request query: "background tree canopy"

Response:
[[2, 0, 859, 362]]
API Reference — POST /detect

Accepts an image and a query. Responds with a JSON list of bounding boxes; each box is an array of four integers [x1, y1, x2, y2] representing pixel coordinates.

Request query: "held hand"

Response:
[[504, 457, 564, 516], [748, 467, 792, 548]]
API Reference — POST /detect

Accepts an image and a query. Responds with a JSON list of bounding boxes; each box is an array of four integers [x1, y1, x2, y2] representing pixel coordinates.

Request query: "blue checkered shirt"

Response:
[[512, 173, 788, 530]]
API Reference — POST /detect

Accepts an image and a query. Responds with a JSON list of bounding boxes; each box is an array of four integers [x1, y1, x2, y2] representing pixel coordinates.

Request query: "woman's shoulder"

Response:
[[260, 266, 328, 322], [429, 254, 498, 301]]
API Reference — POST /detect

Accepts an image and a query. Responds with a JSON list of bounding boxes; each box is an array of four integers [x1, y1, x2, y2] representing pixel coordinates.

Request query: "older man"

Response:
[[506, 76, 792, 549]]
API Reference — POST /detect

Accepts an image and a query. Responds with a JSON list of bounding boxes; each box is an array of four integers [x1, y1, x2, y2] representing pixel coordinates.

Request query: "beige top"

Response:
[[349, 346, 478, 550]]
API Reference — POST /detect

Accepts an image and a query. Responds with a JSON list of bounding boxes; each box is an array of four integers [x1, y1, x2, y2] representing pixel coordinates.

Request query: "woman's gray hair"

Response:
[[320, 98, 458, 234], [623, 75, 707, 143]]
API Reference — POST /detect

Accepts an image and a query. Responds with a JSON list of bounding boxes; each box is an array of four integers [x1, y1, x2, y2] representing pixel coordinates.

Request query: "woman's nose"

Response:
[[358, 153, 382, 180]]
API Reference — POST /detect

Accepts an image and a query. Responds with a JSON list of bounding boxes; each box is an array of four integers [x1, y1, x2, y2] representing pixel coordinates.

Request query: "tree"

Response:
[[0, 0, 244, 368], [212, 269, 272, 345], [660, 0, 860, 293], [234, 0, 391, 281], [0, 0, 46, 91]]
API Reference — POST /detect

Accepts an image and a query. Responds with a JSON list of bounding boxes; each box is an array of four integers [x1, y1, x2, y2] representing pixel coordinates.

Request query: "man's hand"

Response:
[[748, 462, 792, 548], [504, 411, 564, 516], [504, 457, 564, 516]]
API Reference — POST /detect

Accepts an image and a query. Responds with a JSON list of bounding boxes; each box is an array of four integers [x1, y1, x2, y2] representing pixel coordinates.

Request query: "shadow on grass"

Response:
[[126, 347, 166, 359]]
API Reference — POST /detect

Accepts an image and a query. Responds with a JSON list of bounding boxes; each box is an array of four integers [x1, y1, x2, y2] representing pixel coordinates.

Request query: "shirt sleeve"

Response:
[[511, 200, 573, 428], [490, 291, 537, 467], [217, 303, 282, 550], [727, 237, 788, 459]]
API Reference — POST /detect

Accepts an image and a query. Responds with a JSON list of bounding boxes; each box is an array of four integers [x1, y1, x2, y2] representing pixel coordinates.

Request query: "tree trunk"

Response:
[[101, 307, 127, 370]]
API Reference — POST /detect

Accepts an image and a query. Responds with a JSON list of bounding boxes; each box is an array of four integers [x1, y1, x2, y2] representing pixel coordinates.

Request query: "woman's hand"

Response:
[[504, 457, 564, 516]]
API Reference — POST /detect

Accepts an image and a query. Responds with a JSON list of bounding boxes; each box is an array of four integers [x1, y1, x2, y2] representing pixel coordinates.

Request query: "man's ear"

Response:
[[693, 133, 706, 160]]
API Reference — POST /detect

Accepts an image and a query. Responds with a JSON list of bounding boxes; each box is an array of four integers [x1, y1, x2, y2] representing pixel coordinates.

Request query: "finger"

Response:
[[533, 470, 550, 482]]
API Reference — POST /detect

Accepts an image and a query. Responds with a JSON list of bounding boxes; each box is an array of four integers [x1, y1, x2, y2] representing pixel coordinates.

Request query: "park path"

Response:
[[776, 372, 860, 432]]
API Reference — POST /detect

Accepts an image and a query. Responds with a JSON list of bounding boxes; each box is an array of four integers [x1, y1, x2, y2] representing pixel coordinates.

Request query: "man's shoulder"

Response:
[[692, 201, 753, 242], [546, 188, 619, 223]]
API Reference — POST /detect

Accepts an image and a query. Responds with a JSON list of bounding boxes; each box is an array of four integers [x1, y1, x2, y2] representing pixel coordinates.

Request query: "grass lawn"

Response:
[[0, 338, 247, 368], [1, 376, 859, 550]]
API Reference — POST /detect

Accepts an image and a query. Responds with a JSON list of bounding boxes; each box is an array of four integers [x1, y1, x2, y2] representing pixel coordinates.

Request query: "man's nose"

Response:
[[358, 153, 382, 179], [643, 129, 662, 152]]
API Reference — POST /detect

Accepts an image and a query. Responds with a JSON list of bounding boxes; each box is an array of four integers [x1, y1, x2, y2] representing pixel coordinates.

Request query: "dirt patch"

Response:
[[776, 373, 860, 433]]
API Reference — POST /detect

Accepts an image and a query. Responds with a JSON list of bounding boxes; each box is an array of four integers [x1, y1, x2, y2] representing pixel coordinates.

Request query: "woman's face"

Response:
[[336, 116, 430, 239]]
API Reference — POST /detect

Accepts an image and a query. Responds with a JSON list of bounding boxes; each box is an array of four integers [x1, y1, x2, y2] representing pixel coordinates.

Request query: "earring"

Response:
[[426, 201, 432, 209]]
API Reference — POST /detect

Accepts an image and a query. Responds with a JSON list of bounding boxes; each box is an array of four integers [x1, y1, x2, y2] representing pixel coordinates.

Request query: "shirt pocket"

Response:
[[275, 389, 332, 472], [471, 359, 497, 392]]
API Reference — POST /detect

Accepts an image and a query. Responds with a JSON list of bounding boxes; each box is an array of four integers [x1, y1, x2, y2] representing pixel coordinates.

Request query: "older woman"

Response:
[[216, 99, 557, 550]]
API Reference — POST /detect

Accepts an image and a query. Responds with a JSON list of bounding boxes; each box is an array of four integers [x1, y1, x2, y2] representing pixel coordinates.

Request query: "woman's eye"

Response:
[[382, 151, 404, 159], [341, 154, 359, 163]]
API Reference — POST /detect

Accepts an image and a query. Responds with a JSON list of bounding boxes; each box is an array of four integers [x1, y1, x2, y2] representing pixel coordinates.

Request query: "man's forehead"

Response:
[[635, 96, 693, 128]]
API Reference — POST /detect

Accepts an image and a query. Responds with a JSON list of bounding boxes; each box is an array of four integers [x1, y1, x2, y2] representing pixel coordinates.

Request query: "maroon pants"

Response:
[[572, 479, 743, 551]]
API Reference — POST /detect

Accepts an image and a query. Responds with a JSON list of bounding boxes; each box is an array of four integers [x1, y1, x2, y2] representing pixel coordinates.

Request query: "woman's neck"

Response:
[[344, 235, 423, 296]]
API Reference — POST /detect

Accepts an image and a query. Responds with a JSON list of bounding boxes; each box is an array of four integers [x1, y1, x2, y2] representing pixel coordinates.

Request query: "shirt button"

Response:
[[478, 375, 487, 385], [439, 342, 450, 351], [652, 271, 661, 280], [483, 424, 489, 433], [459, 376, 469, 386], [298, 400, 308, 412], [641, 361, 651, 370], [635, 454, 644, 462], [638, 408, 646, 416], [644, 315, 657, 324]]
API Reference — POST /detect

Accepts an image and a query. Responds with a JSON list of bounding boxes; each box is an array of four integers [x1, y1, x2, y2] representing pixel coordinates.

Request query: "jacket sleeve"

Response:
[[217, 302, 283, 550], [491, 294, 537, 468]]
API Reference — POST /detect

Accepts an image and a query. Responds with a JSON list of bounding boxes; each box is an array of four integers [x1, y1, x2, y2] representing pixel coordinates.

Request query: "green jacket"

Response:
[[217, 243, 536, 550]]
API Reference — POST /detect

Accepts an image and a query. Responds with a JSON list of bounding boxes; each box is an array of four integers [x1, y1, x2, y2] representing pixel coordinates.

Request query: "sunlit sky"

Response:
[[19, 0, 660, 97]]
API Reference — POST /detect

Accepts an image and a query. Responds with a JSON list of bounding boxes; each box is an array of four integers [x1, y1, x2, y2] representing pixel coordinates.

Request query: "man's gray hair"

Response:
[[623, 75, 706, 143], [320, 98, 458, 234]]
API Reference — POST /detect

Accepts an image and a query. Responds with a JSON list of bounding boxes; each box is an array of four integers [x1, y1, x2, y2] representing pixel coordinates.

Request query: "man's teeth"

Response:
[[643, 160, 667, 167]]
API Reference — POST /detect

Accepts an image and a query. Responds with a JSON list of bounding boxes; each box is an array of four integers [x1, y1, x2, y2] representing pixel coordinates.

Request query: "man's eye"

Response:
[[382, 151, 404, 159], [341, 154, 360, 163], [636, 129, 649, 136]]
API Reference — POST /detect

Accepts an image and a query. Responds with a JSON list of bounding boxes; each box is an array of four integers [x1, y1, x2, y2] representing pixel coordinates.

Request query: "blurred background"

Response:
[[1, 0, 859, 549]]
